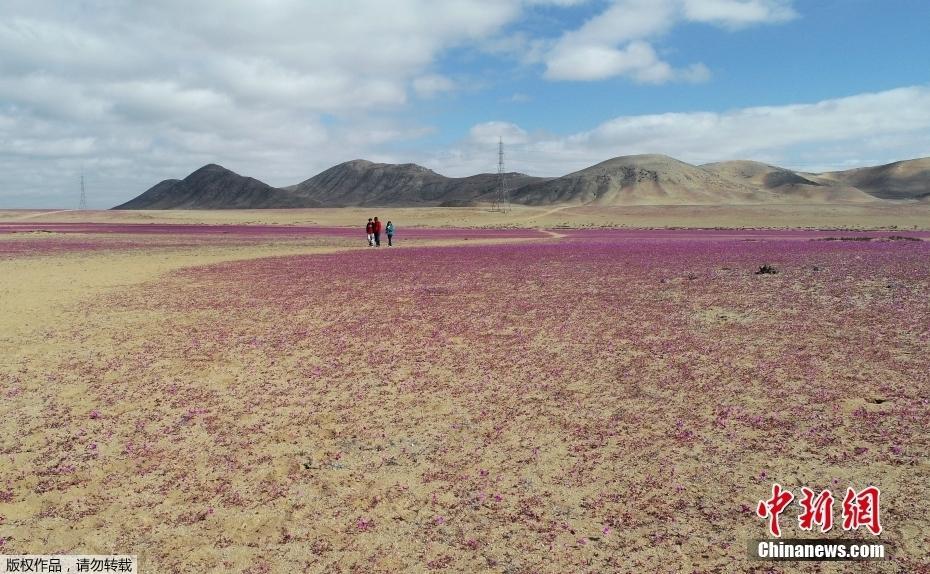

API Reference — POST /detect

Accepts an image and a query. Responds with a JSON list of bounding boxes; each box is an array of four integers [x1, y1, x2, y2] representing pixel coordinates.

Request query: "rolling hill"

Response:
[[113, 155, 930, 209], [815, 157, 930, 200], [112, 164, 319, 210], [510, 154, 766, 205], [290, 159, 547, 207], [701, 160, 877, 203]]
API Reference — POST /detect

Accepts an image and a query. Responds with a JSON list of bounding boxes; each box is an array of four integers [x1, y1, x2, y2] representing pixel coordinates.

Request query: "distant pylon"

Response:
[[79, 172, 87, 210], [489, 137, 510, 213]]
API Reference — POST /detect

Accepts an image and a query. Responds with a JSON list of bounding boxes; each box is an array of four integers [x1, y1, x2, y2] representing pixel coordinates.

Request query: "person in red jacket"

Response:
[[365, 218, 374, 246], [372, 216, 382, 247]]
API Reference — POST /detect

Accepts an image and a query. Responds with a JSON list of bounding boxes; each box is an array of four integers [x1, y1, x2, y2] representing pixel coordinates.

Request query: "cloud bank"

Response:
[[0, 0, 539, 206], [2, 1, 927, 208], [543, 0, 795, 82], [433, 86, 930, 177]]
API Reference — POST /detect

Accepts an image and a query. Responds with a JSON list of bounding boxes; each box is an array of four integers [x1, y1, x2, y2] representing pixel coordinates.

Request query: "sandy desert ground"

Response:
[[2, 202, 930, 229], [1, 209, 928, 573]]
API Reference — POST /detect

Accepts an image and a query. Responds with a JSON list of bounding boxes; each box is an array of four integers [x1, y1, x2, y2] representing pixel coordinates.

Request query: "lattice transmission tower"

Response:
[[79, 172, 87, 210], [489, 137, 510, 213]]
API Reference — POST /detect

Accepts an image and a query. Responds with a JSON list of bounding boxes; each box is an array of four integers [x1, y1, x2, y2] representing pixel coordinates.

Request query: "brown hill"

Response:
[[113, 164, 319, 210], [291, 160, 547, 207], [702, 160, 877, 203], [114, 155, 930, 209], [510, 154, 766, 205], [816, 157, 930, 200], [702, 160, 820, 188]]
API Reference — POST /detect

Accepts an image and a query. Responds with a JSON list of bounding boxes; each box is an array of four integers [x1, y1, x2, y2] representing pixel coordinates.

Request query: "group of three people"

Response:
[[365, 217, 394, 246]]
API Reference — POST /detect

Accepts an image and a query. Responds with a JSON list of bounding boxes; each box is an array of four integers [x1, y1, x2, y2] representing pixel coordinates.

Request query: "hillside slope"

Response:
[[816, 158, 930, 200], [113, 155, 930, 209], [113, 165, 318, 209], [510, 154, 766, 205], [292, 160, 547, 206], [702, 160, 877, 203]]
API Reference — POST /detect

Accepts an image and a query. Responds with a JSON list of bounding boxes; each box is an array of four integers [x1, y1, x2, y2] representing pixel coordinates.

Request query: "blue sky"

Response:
[[1, 0, 929, 207]]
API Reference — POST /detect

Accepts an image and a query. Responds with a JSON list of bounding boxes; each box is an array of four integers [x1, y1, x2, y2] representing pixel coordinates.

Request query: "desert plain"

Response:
[[1, 205, 928, 573]]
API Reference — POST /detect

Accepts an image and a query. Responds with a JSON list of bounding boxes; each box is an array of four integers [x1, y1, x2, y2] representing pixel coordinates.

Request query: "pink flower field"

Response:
[[0, 223, 548, 258], [1, 228, 928, 572]]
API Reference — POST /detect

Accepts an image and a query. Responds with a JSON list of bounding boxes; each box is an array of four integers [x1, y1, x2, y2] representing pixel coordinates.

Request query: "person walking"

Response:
[[385, 220, 395, 246], [373, 216, 382, 247], [365, 218, 374, 246]]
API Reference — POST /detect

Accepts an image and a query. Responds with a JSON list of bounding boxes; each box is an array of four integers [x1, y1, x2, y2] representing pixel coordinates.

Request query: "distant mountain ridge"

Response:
[[291, 159, 548, 207], [815, 157, 930, 200], [113, 155, 930, 209], [113, 164, 320, 210], [513, 155, 762, 205], [699, 160, 877, 203]]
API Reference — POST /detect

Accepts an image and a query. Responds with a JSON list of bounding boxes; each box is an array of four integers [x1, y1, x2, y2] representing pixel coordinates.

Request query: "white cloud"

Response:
[[1, 0, 922, 210], [413, 74, 457, 98], [0, 0, 539, 207], [428, 86, 930, 176], [544, 0, 795, 82], [524, 0, 590, 5], [546, 41, 673, 83], [108, 81, 235, 121], [0, 136, 96, 158], [682, 0, 796, 27], [0, 17, 140, 75], [680, 62, 712, 83], [0, 74, 112, 121], [564, 0, 677, 45], [469, 121, 531, 145]]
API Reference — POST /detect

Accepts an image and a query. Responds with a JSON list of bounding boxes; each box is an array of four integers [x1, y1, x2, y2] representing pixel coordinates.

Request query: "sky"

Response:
[[1, 0, 929, 208]]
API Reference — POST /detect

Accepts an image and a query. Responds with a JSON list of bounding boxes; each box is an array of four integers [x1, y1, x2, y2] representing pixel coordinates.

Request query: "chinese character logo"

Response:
[[798, 486, 834, 533], [757, 484, 881, 537], [757, 483, 794, 537], [842, 486, 882, 535]]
